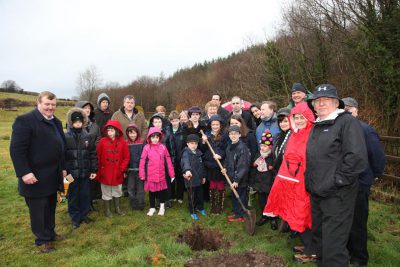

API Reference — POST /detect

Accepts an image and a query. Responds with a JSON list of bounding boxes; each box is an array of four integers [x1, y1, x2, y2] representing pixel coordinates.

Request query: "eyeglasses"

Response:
[[231, 102, 240, 105]]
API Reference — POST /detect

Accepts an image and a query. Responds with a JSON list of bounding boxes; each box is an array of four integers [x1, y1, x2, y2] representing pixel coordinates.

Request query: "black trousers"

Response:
[[300, 228, 317, 256], [149, 190, 167, 208], [68, 177, 90, 224], [187, 185, 204, 214], [171, 165, 184, 200], [347, 186, 370, 265], [24, 193, 57, 246], [311, 182, 358, 267]]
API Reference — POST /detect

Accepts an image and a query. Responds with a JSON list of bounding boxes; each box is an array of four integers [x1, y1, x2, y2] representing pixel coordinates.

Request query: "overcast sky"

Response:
[[0, 0, 287, 98]]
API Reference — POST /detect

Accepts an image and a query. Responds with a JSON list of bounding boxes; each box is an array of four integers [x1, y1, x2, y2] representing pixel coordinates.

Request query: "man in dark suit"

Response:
[[10, 91, 66, 253], [226, 96, 256, 130], [211, 94, 229, 121]]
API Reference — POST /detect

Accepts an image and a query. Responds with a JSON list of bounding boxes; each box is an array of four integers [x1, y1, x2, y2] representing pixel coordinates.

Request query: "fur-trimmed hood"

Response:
[[66, 107, 88, 128]]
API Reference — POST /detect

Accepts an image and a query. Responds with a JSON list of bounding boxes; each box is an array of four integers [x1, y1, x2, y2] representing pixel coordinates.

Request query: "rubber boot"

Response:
[[104, 200, 113, 217], [113, 197, 125, 216], [217, 190, 225, 214], [210, 190, 217, 214]]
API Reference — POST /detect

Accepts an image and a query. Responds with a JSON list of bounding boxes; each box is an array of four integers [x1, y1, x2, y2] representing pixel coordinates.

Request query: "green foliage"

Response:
[[264, 41, 291, 106]]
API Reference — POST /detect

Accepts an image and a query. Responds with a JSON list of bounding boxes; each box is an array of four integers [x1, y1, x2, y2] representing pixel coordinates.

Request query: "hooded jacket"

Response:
[[94, 93, 112, 135], [126, 123, 144, 170], [263, 102, 314, 232], [75, 101, 101, 145], [305, 110, 368, 197], [148, 113, 176, 164], [96, 120, 130, 185], [65, 108, 98, 180], [139, 127, 175, 184], [111, 106, 147, 139]]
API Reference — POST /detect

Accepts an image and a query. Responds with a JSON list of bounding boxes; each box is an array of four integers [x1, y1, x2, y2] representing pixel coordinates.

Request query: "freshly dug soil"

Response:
[[177, 224, 230, 251], [184, 250, 287, 267]]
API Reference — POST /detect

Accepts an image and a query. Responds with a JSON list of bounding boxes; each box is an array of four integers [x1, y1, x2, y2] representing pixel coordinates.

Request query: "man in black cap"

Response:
[[305, 84, 368, 267], [342, 97, 386, 267], [287, 83, 312, 109]]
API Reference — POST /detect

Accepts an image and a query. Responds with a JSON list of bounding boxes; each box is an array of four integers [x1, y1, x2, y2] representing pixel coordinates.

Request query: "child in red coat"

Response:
[[97, 120, 130, 217]]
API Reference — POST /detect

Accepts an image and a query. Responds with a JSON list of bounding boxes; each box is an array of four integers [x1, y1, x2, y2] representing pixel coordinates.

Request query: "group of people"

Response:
[[10, 83, 386, 267]]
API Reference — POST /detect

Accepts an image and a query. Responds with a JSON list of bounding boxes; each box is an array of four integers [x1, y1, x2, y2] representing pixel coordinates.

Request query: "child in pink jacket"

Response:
[[139, 127, 175, 216]]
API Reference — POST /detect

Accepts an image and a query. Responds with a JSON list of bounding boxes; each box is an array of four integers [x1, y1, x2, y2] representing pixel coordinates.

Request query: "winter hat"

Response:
[[71, 111, 84, 123], [342, 97, 358, 108], [208, 114, 224, 127], [308, 84, 345, 109], [292, 83, 307, 94], [186, 134, 200, 143], [259, 129, 273, 148], [228, 125, 241, 134], [276, 107, 291, 117], [188, 106, 202, 117]]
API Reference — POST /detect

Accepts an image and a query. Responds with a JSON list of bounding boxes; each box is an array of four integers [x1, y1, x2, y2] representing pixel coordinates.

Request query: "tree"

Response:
[[0, 80, 22, 92], [76, 65, 103, 103]]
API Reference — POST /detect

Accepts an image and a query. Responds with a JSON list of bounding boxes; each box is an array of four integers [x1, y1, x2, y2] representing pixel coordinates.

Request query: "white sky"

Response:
[[0, 0, 287, 98]]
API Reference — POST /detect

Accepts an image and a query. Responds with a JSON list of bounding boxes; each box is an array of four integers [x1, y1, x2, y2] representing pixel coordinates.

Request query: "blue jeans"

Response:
[[231, 187, 248, 218]]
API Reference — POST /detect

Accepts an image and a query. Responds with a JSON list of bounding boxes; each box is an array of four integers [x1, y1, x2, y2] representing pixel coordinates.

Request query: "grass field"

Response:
[[1, 94, 399, 266]]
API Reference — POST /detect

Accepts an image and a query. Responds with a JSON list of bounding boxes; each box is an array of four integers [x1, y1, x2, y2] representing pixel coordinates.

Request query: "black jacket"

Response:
[[180, 147, 206, 188], [65, 129, 98, 180], [226, 110, 256, 130], [359, 121, 386, 187], [224, 140, 250, 188], [272, 130, 292, 175], [305, 111, 368, 197], [249, 152, 274, 192], [202, 131, 229, 169], [240, 130, 258, 162], [10, 109, 66, 197], [75, 100, 101, 145], [171, 123, 186, 166]]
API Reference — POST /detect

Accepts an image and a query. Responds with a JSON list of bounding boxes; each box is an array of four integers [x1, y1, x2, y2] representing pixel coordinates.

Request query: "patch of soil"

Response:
[[177, 224, 230, 251], [184, 250, 287, 267]]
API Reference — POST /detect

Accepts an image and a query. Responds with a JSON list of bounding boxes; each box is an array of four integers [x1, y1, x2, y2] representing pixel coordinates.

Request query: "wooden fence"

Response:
[[372, 136, 400, 203]]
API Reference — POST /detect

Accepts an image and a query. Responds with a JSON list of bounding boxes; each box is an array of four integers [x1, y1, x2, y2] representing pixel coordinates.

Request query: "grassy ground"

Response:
[[1, 102, 400, 266]]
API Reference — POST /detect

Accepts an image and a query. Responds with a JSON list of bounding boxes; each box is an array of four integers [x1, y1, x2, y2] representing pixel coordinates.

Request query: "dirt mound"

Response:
[[177, 224, 230, 251], [184, 250, 287, 267]]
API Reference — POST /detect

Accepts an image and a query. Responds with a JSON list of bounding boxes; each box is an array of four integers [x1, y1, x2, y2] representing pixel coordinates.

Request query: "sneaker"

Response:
[[158, 204, 165, 216], [39, 242, 55, 253], [293, 246, 305, 253], [147, 208, 156, 216], [191, 213, 199, 220], [198, 209, 207, 216], [177, 199, 183, 204], [293, 254, 317, 263], [228, 217, 244, 222], [72, 222, 80, 229], [227, 214, 235, 219]]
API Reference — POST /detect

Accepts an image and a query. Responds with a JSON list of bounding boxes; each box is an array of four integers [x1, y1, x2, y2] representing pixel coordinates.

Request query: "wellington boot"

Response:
[[104, 200, 113, 217], [216, 190, 225, 214], [209, 190, 218, 214], [113, 197, 125, 216]]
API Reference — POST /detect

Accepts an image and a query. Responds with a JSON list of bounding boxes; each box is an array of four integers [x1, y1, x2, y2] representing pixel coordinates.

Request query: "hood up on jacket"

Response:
[[126, 123, 144, 143], [66, 107, 88, 128], [289, 102, 315, 133], [75, 100, 95, 121], [103, 120, 124, 138], [146, 127, 164, 144], [97, 93, 111, 108], [148, 113, 167, 129]]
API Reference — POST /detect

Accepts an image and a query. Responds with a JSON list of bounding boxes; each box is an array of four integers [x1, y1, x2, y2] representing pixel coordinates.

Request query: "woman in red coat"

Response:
[[263, 102, 316, 263], [97, 120, 130, 217]]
